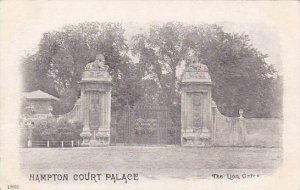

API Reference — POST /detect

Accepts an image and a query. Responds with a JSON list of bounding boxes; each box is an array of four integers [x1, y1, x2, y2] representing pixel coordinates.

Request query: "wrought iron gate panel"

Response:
[[111, 105, 181, 145]]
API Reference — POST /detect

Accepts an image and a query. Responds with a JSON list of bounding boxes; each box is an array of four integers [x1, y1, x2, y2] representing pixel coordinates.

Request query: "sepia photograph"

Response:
[[1, 1, 299, 190], [19, 21, 283, 179]]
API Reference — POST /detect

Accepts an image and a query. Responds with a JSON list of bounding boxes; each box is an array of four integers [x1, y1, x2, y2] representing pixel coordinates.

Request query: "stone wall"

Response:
[[58, 98, 83, 123], [244, 118, 282, 147], [213, 111, 237, 146], [214, 108, 282, 147]]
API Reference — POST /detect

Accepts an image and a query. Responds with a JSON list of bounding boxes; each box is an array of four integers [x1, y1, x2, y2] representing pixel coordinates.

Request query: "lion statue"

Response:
[[85, 54, 107, 70]]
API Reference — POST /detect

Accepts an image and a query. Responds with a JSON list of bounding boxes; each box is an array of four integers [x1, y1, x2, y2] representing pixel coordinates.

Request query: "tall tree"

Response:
[[22, 22, 143, 114], [132, 22, 282, 118], [23, 22, 282, 118], [131, 22, 189, 120], [184, 25, 281, 117]]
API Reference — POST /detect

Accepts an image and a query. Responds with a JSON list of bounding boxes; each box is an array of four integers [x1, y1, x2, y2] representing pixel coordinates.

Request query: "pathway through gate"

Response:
[[111, 104, 181, 145]]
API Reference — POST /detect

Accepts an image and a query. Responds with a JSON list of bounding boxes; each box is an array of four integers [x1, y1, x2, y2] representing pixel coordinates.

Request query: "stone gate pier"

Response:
[[79, 55, 112, 146], [180, 57, 214, 147]]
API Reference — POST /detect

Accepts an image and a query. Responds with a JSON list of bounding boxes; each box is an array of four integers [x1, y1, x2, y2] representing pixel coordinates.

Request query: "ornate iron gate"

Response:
[[111, 104, 181, 145]]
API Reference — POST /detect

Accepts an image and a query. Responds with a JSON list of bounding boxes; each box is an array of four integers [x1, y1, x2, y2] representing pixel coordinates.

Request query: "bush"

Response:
[[56, 119, 83, 141], [32, 118, 83, 142]]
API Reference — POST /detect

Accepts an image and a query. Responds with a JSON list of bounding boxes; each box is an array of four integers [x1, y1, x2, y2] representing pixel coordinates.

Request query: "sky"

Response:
[[1, 3, 299, 183], [123, 21, 282, 73]]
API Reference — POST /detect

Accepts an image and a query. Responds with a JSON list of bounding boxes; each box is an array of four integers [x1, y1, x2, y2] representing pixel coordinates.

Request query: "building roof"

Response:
[[23, 90, 59, 101]]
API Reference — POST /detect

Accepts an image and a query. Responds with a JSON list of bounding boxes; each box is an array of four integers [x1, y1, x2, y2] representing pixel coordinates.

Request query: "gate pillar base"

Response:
[[96, 129, 110, 146], [89, 140, 109, 147], [80, 129, 92, 146], [181, 128, 212, 147]]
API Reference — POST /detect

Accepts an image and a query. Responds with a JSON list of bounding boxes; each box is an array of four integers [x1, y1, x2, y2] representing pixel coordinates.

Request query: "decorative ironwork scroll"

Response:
[[110, 104, 181, 145]]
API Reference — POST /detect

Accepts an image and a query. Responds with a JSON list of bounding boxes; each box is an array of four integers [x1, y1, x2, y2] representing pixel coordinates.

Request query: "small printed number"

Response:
[[7, 185, 19, 189]]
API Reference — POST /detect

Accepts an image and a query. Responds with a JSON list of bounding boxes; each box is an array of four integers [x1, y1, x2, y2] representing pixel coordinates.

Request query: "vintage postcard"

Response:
[[0, 1, 299, 190]]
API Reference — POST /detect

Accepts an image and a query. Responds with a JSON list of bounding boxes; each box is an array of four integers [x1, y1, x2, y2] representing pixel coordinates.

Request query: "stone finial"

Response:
[[239, 109, 244, 118]]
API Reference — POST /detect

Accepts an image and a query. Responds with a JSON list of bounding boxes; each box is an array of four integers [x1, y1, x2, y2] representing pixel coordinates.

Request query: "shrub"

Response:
[[32, 118, 83, 142]]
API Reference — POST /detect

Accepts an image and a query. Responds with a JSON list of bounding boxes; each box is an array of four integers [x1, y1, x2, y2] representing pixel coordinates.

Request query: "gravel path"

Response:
[[20, 146, 282, 179]]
